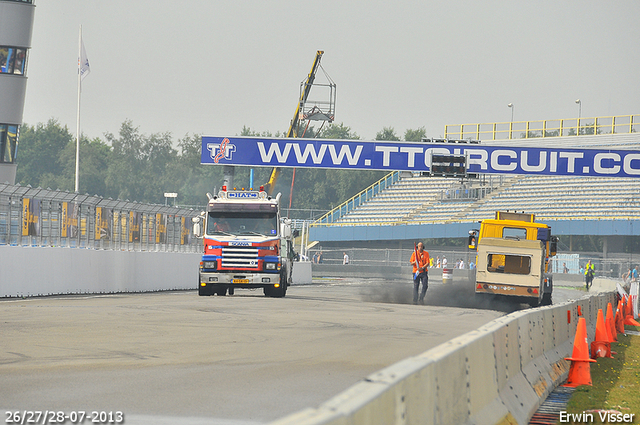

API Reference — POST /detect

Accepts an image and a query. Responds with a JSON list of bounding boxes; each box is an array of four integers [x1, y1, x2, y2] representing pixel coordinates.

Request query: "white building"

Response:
[[0, 0, 35, 184]]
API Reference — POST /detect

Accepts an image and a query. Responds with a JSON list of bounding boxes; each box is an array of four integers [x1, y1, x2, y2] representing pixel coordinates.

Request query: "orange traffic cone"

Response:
[[615, 301, 625, 335], [607, 303, 618, 342], [565, 317, 596, 387], [591, 309, 612, 359], [624, 295, 640, 326]]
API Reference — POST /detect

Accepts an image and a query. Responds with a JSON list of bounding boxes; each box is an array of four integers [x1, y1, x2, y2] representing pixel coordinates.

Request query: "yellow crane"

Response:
[[263, 50, 326, 195]]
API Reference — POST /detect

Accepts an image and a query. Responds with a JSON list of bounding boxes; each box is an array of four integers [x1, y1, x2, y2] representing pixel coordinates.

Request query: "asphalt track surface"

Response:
[[0, 278, 584, 425]]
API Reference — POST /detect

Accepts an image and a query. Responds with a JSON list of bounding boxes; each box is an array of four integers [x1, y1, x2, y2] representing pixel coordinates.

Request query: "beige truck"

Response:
[[473, 212, 557, 307]]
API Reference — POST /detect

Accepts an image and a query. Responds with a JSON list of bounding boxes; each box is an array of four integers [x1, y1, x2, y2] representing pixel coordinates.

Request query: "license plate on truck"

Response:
[[232, 279, 249, 284]]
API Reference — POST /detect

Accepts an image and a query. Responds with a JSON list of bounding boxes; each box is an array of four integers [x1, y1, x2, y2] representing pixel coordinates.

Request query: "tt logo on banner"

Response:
[[207, 138, 237, 163]]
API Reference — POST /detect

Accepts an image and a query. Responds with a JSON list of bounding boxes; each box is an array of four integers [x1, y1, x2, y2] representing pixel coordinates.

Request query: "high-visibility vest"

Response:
[[411, 250, 430, 274], [585, 263, 594, 275]]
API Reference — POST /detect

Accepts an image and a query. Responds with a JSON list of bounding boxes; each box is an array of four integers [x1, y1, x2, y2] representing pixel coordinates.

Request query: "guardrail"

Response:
[[272, 291, 618, 425], [313, 171, 401, 225], [0, 183, 200, 252], [445, 114, 639, 141]]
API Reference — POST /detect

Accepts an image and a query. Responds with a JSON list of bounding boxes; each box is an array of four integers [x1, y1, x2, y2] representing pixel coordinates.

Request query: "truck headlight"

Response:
[[265, 262, 276, 270], [203, 261, 217, 270]]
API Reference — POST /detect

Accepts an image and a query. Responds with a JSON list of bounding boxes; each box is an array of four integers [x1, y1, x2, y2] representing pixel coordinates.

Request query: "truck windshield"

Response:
[[503, 227, 527, 239], [207, 212, 278, 237]]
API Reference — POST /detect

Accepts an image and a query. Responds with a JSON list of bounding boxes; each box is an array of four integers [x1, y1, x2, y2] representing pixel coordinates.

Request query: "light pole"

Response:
[[575, 99, 581, 135], [508, 103, 514, 139]]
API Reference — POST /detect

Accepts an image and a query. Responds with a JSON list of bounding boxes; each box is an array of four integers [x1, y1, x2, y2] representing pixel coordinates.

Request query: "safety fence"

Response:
[[444, 113, 639, 141], [307, 248, 640, 282], [0, 183, 201, 252], [307, 247, 474, 268]]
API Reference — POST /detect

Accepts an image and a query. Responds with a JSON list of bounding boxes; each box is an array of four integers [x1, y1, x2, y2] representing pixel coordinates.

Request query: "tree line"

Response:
[[16, 120, 427, 216]]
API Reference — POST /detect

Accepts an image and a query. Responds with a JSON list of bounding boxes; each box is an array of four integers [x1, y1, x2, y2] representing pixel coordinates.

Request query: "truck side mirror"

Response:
[[192, 216, 203, 238], [550, 236, 558, 256], [468, 230, 478, 250], [281, 218, 292, 239], [468, 235, 477, 250]]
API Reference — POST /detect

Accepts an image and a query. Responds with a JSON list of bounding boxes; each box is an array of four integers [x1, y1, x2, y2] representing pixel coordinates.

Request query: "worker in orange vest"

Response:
[[410, 242, 430, 304]]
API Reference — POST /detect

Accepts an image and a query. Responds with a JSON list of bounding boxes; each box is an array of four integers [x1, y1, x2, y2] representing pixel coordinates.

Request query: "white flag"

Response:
[[79, 38, 90, 81]]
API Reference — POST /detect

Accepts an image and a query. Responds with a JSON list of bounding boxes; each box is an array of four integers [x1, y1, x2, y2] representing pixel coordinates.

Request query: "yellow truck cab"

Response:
[[473, 212, 557, 307]]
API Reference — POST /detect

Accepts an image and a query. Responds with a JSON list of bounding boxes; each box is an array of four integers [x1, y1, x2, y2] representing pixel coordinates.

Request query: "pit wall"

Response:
[[0, 246, 312, 297], [0, 245, 200, 297], [272, 291, 617, 425]]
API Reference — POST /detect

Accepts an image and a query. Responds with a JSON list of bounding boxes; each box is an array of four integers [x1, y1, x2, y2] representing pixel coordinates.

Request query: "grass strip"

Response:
[[563, 324, 640, 424]]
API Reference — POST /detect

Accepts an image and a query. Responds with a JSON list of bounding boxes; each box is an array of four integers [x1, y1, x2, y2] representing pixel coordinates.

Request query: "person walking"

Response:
[[410, 242, 430, 304], [584, 260, 595, 291], [343, 252, 350, 265]]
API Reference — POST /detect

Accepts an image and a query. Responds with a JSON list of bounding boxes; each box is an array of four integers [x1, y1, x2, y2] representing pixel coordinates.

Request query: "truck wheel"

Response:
[[541, 278, 553, 306], [198, 280, 213, 296], [215, 286, 228, 296], [264, 271, 286, 297], [228, 287, 234, 296], [265, 284, 285, 298], [268, 284, 286, 298], [198, 275, 212, 296]]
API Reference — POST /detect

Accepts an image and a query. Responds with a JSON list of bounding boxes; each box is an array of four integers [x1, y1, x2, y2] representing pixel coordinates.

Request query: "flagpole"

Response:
[[75, 25, 82, 193]]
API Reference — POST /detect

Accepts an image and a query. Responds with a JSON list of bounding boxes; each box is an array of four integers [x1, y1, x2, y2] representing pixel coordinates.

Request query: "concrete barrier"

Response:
[[292, 261, 313, 285], [0, 246, 317, 297], [271, 291, 617, 425], [0, 245, 201, 297]]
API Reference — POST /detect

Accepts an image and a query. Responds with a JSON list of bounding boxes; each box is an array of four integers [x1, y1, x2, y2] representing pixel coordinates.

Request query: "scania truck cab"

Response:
[[193, 186, 295, 297]]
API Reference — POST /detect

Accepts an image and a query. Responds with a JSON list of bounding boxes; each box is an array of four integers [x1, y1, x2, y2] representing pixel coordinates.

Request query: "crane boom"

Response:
[[264, 51, 325, 195], [288, 50, 324, 138]]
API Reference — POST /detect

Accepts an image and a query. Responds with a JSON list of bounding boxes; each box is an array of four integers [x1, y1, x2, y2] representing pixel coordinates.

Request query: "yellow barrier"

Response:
[[445, 114, 639, 141]]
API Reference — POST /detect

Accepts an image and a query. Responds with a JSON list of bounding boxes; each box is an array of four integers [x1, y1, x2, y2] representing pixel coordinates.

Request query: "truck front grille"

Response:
[[221, 247, 259, 268]]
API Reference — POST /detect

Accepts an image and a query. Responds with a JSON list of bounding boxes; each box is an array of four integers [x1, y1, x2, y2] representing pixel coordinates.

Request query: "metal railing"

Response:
[[312, 171, 401, 226], [309, 247, 639, 280], [307, 247, 476, 268], [444, 114, 639, 141], [0, 183, 201, 252]]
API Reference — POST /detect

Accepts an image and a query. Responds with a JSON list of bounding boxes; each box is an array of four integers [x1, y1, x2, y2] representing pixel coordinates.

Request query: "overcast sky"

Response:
[[22, 0, 640, 142]]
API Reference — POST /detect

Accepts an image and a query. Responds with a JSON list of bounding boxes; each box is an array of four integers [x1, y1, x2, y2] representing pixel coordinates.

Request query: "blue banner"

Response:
[[201, 136, 640, 178]]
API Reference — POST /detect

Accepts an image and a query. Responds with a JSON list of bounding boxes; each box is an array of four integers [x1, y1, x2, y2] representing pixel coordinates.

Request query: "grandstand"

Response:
[[310, 128, 640, 246], [333, 173, 640, 226]]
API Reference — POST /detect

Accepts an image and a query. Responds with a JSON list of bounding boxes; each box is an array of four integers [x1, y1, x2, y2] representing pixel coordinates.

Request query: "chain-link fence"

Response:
[[308, 246, 640, 278], [307, 247, 478, 268], [0, 183, 201, 252]]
